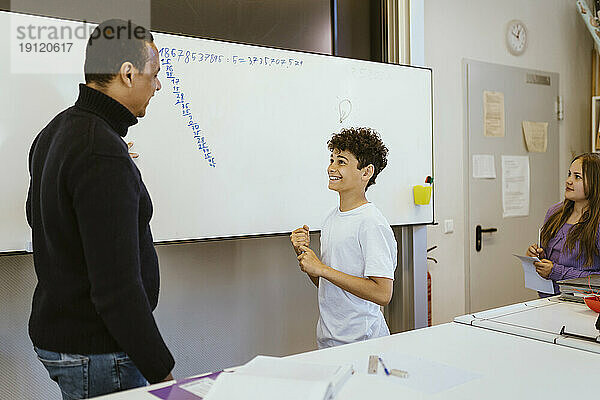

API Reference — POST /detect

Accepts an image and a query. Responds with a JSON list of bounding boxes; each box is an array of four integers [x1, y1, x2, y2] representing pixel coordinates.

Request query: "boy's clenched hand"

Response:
[[297, 245, 328, 277], [290, 225, 310, 255]]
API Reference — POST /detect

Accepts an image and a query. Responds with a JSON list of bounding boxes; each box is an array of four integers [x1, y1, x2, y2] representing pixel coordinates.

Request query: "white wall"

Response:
[[424, 0, 592, 324]]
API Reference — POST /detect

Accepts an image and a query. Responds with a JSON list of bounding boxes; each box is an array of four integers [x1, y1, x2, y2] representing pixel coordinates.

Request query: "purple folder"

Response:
[[149, 371, 223, 400]]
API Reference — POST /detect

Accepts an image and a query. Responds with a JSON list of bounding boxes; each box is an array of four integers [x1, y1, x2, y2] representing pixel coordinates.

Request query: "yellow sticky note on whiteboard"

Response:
[[413, 185, 432, 205]]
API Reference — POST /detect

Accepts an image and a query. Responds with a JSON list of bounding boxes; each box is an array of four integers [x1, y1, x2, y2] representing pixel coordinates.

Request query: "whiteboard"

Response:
[[0, 11, 433, 252]]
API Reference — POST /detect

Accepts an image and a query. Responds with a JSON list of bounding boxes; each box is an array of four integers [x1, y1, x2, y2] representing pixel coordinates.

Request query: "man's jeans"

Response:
[[34, 347, 148, 399]]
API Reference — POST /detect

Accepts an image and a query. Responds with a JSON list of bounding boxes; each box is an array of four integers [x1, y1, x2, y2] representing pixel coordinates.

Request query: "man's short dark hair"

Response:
[[327, 127, 389, 190], [84, 19, 154, 87]]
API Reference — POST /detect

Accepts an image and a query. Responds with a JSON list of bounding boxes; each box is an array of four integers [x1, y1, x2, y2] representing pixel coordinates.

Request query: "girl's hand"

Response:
[[526, 244, 545, 259], [533, 259, 553, 279]]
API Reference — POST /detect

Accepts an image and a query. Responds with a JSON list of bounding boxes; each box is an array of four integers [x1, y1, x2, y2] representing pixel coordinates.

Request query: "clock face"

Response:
[[506, 20, 527, 55]]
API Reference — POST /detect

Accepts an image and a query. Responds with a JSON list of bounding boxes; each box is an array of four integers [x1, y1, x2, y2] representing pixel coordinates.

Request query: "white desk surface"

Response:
[[454, 297, 600, 353], [97, 316, 599, 399]]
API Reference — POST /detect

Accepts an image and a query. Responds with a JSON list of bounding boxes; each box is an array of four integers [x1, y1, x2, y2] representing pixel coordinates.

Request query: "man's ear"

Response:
[[119, 62, 135, 88], [362, 164, 375, 182]]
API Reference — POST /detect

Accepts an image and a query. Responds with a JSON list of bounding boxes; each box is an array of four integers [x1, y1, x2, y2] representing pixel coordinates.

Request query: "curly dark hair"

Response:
[[327, 127, 388, 190]]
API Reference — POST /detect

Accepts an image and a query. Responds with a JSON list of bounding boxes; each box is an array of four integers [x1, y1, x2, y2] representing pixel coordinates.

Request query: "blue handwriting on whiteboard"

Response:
[[159, 47, 304, 68], [160, 54, 216, 167]]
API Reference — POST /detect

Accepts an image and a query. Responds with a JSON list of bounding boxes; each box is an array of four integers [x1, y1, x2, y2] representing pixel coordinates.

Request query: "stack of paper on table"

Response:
[[557, 275, 600, 302], [557, 275, 600, 291], [203, 355, 353, 400]]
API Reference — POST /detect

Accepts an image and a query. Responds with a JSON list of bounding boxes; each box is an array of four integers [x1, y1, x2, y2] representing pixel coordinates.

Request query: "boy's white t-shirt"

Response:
[[317, 202, 397, 349]]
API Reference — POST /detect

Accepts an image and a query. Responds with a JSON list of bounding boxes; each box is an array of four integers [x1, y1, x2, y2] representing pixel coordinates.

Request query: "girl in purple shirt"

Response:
[[527, 153, 600, 296]]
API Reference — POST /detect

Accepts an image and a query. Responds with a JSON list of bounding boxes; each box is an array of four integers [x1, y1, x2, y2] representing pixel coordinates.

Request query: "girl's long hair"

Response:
[[540, 153, 600, 267]]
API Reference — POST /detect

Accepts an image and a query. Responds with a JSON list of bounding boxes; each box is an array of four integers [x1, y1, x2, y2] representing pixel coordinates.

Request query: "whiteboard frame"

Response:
[[0, 10, 435, 253]]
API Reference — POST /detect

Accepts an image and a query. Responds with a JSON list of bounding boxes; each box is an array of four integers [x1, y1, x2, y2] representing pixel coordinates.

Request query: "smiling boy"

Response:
[[290, 127, 397, 348]]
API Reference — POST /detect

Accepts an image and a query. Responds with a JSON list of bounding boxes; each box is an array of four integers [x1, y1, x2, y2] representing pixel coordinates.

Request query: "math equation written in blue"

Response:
[[159, 47, 305, 68], [160, 48, 216, 167]]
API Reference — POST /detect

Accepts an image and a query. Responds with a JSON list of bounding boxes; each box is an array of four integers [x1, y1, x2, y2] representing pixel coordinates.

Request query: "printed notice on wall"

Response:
[[522, 121, 548, 152], [483, 90, 505, 137], [502, 155, 529, 218], [472, 154, 496, 179]]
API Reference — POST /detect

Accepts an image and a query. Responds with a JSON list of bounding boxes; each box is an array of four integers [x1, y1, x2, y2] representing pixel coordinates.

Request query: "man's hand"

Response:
[[297, 245, 328, 277], [526, 243, 545, 259], [533, 259, 553, 279], [127, 142, 139, 159], [290, 225, 310, 255], [162, 372, 174, 382]]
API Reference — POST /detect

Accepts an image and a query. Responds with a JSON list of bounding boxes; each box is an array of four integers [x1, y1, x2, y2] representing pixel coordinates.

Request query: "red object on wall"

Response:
[[427, 270, 432, 326], [426, 245, 436, 327]]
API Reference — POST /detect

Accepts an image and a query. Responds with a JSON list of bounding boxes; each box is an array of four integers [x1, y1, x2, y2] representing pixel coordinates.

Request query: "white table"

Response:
[[455, 297, 600, 353], [98, 300, 600, 399]]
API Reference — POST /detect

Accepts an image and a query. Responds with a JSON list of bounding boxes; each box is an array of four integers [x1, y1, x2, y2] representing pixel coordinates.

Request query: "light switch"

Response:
[[443, 219, 454, 234]]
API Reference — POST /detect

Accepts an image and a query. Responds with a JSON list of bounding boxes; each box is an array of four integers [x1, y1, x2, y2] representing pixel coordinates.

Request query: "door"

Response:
[[464, 59, 560, 313]]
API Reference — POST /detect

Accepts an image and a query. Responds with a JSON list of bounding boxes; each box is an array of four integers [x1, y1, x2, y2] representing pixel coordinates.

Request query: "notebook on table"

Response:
[[203, 355, 354, 400]]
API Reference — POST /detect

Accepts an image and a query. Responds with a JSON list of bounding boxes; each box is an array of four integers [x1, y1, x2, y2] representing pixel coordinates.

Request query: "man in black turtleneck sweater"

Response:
[[26, 20, 174, 399]]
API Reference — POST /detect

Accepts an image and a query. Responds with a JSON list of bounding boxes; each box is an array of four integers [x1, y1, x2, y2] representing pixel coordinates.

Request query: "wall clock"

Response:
[[506, 20, 527, 56]]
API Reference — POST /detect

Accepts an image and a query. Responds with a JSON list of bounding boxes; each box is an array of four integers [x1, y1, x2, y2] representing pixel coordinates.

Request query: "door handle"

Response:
[[476, 225, 498, 252]]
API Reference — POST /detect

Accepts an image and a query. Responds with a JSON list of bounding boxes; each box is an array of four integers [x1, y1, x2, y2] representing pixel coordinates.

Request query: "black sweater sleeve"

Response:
[[26, 135, 39, 229], [72, 150, 174, 383]]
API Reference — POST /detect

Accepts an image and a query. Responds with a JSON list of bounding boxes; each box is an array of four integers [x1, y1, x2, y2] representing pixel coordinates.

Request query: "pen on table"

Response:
[[378, 357, 409, 378], [377, 357, 390, 376]]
